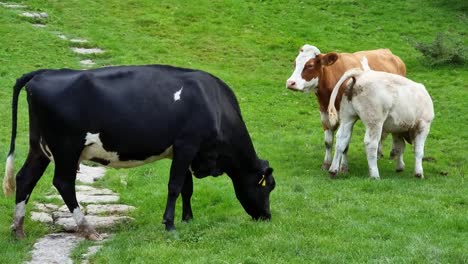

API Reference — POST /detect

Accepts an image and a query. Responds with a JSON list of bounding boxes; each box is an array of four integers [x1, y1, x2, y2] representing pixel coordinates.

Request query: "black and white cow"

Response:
[[3, 65, 275, 240]]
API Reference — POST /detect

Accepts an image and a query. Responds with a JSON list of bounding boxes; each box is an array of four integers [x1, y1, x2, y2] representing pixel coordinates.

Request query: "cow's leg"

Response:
[[163, 144, 198, 231], [329, 119, 355, 177], [364, 123, 384, 179], [181, 170, 193, 222], [392, 134, 406, 172], [339, 145, 349, 173], [378, 132, 388, 159], [321, 128, 334, 170], [413, 124, 430, 179], [12, 151, 50, 239]]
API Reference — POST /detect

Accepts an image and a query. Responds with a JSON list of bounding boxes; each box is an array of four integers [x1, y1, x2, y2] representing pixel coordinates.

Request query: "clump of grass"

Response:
[[412, 32, 467, 66]]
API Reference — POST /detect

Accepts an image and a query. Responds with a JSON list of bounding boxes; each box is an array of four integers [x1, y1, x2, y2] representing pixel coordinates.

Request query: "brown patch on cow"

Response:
[[300, 58, 321, 82], [344, 77, 357, 101]]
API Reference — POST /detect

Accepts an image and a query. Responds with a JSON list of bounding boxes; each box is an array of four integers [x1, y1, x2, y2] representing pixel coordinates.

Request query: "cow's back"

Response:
[[353, 49, 406, 76]]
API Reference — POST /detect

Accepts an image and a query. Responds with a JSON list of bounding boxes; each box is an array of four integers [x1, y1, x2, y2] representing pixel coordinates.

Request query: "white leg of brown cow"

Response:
[[321, 128, 334, 170], [364, 123, 383, 179], [413, 124, 430, 179], [329, 119, 355, 178], [392, 134, 406, 172]]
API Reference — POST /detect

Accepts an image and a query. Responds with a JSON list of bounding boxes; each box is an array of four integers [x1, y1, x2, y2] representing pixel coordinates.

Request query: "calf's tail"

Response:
[[327, 68, 363, 128], [3, 70, 47, 196]]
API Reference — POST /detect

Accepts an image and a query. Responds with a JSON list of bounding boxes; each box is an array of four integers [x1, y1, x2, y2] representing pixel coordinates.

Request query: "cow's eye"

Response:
[[305, 64, 314, 69]]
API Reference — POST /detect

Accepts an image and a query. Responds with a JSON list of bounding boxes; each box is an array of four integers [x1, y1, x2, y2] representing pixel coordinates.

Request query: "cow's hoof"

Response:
[[321, 163, 331, 171], [340, 165, 349, 173], [329, 170, 338, 179], [182, 215, 193, 222], [414, 173, 424, 179], [12, 225, 25, 240], [369, 176, 381, 180], [396, 168, 404, 173], [78, 225, 103, 241]]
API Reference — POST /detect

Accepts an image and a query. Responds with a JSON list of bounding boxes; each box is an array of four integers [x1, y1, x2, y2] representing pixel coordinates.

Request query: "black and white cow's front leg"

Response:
[[13, 151, 50, 239], [162, 144, 198, 231], [181, 170, 194, 222], [53, 155, 102, 240]]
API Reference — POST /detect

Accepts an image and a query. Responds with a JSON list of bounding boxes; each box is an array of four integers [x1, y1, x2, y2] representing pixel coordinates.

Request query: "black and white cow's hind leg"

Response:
[[162, 143, 198, 231], [181, 170, 194, 222], [52, 150, 102, 240], [12, 150, 50, 239]]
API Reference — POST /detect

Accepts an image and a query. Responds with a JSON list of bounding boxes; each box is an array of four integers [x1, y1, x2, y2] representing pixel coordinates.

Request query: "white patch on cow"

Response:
[[286, 44, 321, 91], [360, 56, 371, 71], [174, 86, 183, 102], [14, 200, 27, 223], [39, 138, 54, 161], [73, 207, 85, 225], [80, 132, 173, 168]]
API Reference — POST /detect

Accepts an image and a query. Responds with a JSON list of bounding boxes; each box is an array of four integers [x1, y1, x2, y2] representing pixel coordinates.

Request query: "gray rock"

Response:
[[55, 215, 133, 231], [46, 193, 120, 204], [34, 203, 59, 212], [31, 212, 53, 224], [32, 24, 46, 28], [71, 47, 104, 55], [77, 165, 106, 183], [27, 233, 84, 264], [70, 38, 88, 43], [1, 3, 27, 8], [20, 12, 48, 18], [80, 59, 96, 67], [76, 185, 116, 195], [86, 204, 135, 215]]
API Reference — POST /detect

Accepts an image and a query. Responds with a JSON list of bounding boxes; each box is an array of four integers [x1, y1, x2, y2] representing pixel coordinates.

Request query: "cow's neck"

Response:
[[222, 130, 260, 180], [316, 67, 343, 113]]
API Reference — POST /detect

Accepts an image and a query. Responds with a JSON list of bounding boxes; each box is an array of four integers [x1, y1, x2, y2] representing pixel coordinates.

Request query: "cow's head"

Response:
[[286, 44, 338, 92], [234, 160, 275, 221]]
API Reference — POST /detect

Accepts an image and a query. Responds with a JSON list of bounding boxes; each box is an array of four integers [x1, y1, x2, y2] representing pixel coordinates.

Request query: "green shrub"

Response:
[[412, 32, 467, 66]]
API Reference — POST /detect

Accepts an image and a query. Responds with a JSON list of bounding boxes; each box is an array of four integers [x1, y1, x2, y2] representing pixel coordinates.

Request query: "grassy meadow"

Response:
[[0, 0, 467, 263]]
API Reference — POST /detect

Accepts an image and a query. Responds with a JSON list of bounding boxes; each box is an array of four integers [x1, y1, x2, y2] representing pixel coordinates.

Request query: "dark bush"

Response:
[[412, 32, 467, 66]]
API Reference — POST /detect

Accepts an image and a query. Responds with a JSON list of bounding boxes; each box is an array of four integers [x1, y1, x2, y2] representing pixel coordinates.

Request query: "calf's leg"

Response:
[[364, 123, 384, 179], [329, 119, 356, 177], [392, 134, 406, 172], [413, 123, 431, 178]]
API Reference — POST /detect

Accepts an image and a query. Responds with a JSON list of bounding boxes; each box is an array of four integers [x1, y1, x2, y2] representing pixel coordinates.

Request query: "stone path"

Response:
[[1, 3, 128, 263]]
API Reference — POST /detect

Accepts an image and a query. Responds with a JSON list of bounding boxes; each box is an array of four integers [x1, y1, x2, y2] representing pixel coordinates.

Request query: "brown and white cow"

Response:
[[327, 58, 434, 179], [286, 44, 406, 171]]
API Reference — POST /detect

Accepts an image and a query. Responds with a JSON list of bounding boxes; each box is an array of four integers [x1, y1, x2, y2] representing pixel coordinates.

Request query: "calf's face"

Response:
[[235, 165, 275, 221]]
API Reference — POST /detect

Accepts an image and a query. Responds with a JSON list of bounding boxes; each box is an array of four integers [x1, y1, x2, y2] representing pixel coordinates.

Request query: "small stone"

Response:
[[57, 34, 68, 40], [86, 204, 135, 215], [20, 12, 48, 19], [32, 24, 46, 28], [71, 47, 104, 55], [3, 3, 27, 8], [31, 212, 53, 224], [80, 59, 96, 67], [70, 38, 88, 43], [55, 215, 133, 231]]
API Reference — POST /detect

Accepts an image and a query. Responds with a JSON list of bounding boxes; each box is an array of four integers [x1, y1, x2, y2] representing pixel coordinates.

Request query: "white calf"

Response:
[[327, 60, 434, 179]]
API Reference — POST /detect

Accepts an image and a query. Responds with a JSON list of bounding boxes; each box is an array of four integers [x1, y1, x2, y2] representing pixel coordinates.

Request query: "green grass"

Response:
[[0, 0, 467, 263]]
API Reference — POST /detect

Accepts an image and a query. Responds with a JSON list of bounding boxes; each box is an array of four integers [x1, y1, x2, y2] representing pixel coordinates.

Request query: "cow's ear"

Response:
[[258, 167, 273, 187], [264, 167, 274, 177], [321, 52, 339, 67]]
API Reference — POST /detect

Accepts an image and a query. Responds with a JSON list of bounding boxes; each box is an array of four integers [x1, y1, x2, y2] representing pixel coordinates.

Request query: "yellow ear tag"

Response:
[[258, 175, 266, 187]]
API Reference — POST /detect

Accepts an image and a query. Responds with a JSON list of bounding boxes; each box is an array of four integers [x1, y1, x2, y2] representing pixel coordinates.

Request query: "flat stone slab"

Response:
[[34, 203, 59, 213], [27, 233, 84, 264], [76, 185, 116, 195], [70, 38, 88, 43], [77, 165, 106, 183], [71, 47, 104, 55], [80, 59, 96, 67], [31, 212, 53, 224], [87, 204, 135, 215], [46, 193, 119, 204], [55, 215, 133, 231], [1, 3, 27, 8], [20, 12, 48, 18], [32, 24, 46, 28]]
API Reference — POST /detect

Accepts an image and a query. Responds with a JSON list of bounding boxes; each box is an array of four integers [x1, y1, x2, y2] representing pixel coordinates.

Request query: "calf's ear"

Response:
[[264, 167, 274, 176], [321, 52, 339, 67]]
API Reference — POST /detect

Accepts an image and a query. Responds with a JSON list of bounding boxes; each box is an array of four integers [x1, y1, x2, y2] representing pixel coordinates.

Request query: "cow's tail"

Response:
[[3, 70, 46, 196], [327, 68, 363, 128]]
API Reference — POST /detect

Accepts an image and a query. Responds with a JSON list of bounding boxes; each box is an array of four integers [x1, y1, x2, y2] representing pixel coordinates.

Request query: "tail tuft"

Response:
[[328, 108, 339, 128], [3, 155, 15, 196]]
